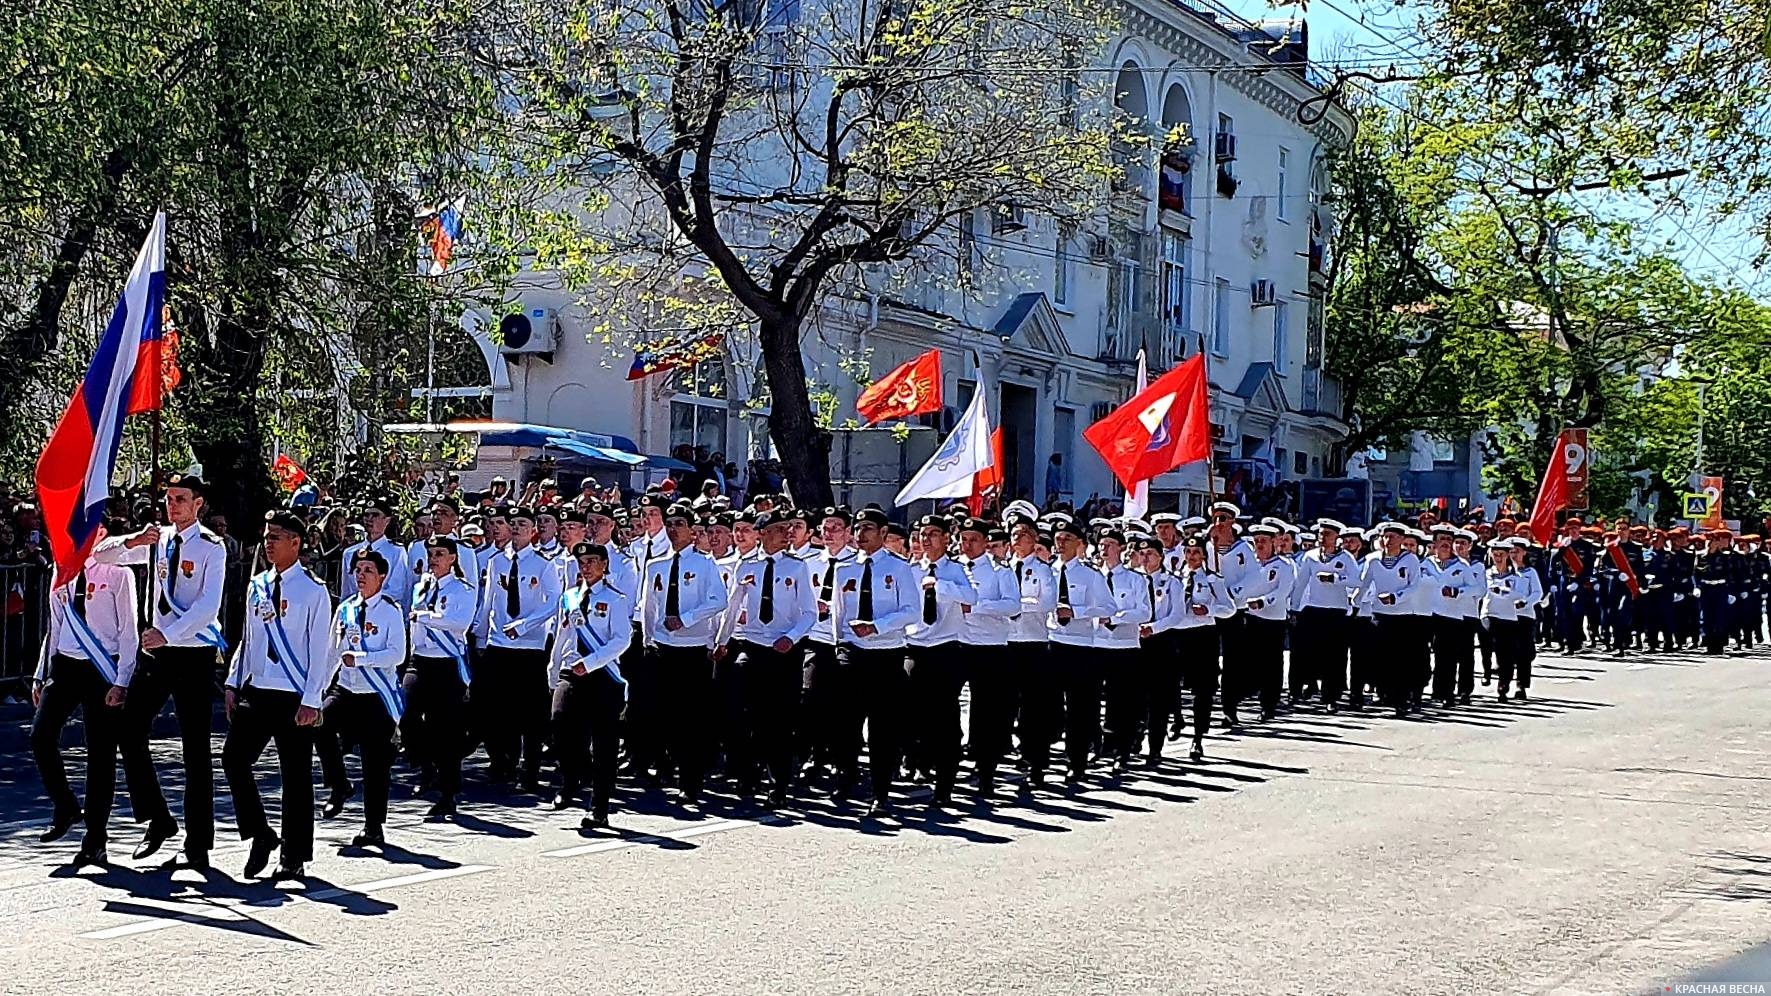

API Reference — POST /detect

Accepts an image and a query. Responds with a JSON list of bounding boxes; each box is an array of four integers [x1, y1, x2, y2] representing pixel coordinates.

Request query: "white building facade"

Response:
[[469, 0, 1355, 513]]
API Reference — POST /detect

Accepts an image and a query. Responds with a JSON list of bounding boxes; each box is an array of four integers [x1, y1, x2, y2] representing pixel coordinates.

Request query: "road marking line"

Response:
[[80, 864, 494, 940]]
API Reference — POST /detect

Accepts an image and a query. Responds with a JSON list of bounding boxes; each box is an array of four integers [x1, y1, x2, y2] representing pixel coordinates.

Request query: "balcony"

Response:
[[1301, 368, 1343, 420], [1158, 147, 1193, 216], [1111, 141, 1152, 200]]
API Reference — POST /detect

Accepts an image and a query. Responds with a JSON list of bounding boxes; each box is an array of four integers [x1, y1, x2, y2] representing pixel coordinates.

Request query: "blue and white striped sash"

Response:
[[60, 597, 119, 685]]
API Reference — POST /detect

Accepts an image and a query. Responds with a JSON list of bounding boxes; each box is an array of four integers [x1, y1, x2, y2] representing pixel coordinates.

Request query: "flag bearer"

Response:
[[1172, 536, 1234, 761], [957, 518, 1020, 799], [903, 514, 980, 809]]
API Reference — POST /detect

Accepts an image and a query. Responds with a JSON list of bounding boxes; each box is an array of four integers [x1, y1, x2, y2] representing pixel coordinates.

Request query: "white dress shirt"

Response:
[[322, 591, 409, 705], [1047, 556, 1110, 647], [550, 578, 635, 687], [405, 536, 479, 610], [478, 544, 565, 650], [1482, 569, 1522, 622], [409, 572, 477, 663], [805, 546, 857, 645], [226, 563, 334, 708], [905, 555, 980, 647], [640, 546, 729, 648], [1007, 555, 1057, 644], [1096, 563, 1152, 648], [1171, 566, 1236, 629], [341, 535, 413, 606], [92, 520, 226, 649], [718, 550, 816, 647], [625, 530, 672, 621], [832, 549, 921, 650], [1458, 558, 1487, 619], [1292, 548, 1360, 612], [36, 560, 140, 687], [959, 555, 1019, 646]]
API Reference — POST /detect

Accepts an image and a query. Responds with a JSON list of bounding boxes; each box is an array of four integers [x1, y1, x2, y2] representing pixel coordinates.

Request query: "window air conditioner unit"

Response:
[[498, 306, 560, 360], [992, 202, 1028, 235], [1250, 279, 1277, 307]]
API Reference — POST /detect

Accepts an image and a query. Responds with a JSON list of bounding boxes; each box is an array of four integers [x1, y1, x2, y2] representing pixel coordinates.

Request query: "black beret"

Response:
[[165, 473, 207, 496], [664, 501, 697, 522], [712, 511, 737, 528], [507, 506, 537, 523], [986, 528, 1010, 543], [486, 504, 512, 519], [559, 507, 587, 525], [956, 517, 990, 536], [1005, 511, 1037, 529], [884, 522, 910, 541], [424, 535, 459, 554], [853, 507, 891, 528], [732, 509, 759, 527], [915, 514, 953, 534], [534, 504, 561, 520], [429, 496, 460, 514], [572, 542, 608, 560], [820, 505, 853, 526], [1182, 535, 1207, 550], [263, 510, 306, 538], [350, 548, 390, 574], [1036, 531, 1054, 548], [638, 492, 671, 511], [754, 510, 789, 530], [1095, 527, 1126, 545], [794, 508, 819, 527], [1052, 518, 1088, 540], [1130, 536, 1162, 553]]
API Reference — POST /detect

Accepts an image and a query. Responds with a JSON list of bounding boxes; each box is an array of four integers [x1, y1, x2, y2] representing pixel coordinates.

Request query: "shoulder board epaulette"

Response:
[[196, 528, 222, 544]]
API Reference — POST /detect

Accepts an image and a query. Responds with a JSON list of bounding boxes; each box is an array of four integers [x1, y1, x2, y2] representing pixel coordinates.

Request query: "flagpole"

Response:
[[1201, 340, 1218, 506]]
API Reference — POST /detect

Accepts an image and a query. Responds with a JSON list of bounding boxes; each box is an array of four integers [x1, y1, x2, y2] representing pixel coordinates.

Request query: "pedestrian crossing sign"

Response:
[[1682, 493, 1713, 519]]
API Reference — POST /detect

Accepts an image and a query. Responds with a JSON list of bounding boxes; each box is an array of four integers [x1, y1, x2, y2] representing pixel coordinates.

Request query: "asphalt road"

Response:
[[0, 645, 1767, 995]]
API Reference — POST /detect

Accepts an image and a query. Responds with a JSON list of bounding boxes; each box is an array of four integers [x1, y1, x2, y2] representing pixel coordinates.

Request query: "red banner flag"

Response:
[[856, 349, 943, 424], [967, 427, 1004, 516], [1082, 353, 1212, 492], [272, 453, 308, 492], [1528, 443, 1569, 547]]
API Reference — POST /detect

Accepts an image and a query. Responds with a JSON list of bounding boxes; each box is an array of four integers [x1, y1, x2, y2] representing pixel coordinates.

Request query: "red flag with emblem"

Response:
[[1082, 353, 1212, 491], [856, 349, 943, 424], [967, 427, 1004, 516], [1529, 444, 1569, 547]]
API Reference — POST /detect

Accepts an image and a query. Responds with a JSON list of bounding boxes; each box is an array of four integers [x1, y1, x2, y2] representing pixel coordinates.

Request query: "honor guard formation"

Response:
[[27, 476, 1766, 879]]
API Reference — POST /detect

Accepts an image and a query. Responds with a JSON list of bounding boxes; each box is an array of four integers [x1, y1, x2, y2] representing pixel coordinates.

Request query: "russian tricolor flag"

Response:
[[35, 212, 170, 586], [425, 196, 465, 276]]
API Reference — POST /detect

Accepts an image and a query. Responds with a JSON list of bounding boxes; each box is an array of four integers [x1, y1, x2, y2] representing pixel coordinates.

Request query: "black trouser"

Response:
[[1371, 615, 1413, 710], [475, 645, 550, 781], [620, 623, 658, 771], [800, 640, 846, 771], [905, 642, 965, 798], [1293, 608, 1346, 702], [651, 642, 714, 797], [835, 644, 908, 804], [1140, 633, 1181, 756], [1176, 625, 1219, 743], [550, 666, 625, 815], [1099, 645, 1144, 762], [967, 644, 1017, 783], [1344, 616, 1378, 707], [119, 644, 216, 856], [710, 643, 746, 777], [1476, 614, 1494, 679], [1492, 618, 1530, 694], [736, 638, 802, 793], [315, 723, 350, 796], [1217, 615, 1246, 714], [1013, 641, 1061, 779], [32, 655, 120, 847], [401, 655, 467, 798], [221, 685, 314, 866], [1242, 616, 1286, 717], [1059, 646, 1102, 776], [1430, 615, 1470, 702], [321, 689, 395, 832]]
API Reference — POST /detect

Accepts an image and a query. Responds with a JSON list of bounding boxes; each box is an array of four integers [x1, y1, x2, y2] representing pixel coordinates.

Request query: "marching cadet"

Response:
[[93, 473, 227, 869], [553, 507, 590, 590], [1398, 529, 1436, 712], [1482, 541, 1524, 701], [1130, 535, 1183, 766], [1355, 523, 1422, 718], [585, 501, 639, 599], [474, 506, 563, 791], [1423, 529, 1478, 707], [1667, 527, 1700, 649], [1005, 509, 1059, 793], [222, 511, 334, 881], [31, 525, 138, 866], [1339, 528, 1377, 709], [1290, 519, 1358, 709], [903, 514, 979, 808], [1094, 527, 1151, 775], [341, 498, 412, 606], [1152, 513, 1185, 574], [319, 549, 409, 848], [1696, 528, 1739, 655], [1549, 519, 1601, 654], [716, 512, 815, 807], [1048, 517, 1111, 789], [1734, 534, 1767, 648], [412, 498, 479, 610], [623, 493, 672, 781], [956, 517, 1020, 799], [831, 506, 920, 815], [534, 506, 565, 560], [1171, 535, 1235, 761], [1232, 524, 1293, 724], [1508, 537, 1545, 698], [800, 507, 856, 786], [789, 510, 818, 561], [405, 536, 476, 819], [548, 543, 633, 828], [640, 501, 730, 807], [1451, 529, 1486, 704], [1637, 528, 1673, 652]]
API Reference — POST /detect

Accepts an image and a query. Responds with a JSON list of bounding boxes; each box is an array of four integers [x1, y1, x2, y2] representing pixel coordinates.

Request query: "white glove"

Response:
[[1727, 595, 1737, 605], [1673, 593, 1685, 603]]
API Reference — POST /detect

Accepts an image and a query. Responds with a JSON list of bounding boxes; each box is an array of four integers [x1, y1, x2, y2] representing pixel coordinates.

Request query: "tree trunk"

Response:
[[757, 315, 834, 507]]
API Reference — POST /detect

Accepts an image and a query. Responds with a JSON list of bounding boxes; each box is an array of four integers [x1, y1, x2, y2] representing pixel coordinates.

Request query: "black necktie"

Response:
[[1146, 575, 1157, 622], [820, 558, 837, 619], [858, 558, 874, 622], [72, 571, 87, 618], [159, 533, 181, 615], [665, 552, 682, 617], [505, 552, 521, 618], [577, 588, 594, 657], [267, 573, 283, 665], [426, 577, 440, 611], [1056, 564, 1070, 625], [923, 563, 938, 625], [759, 556, 775, 624]]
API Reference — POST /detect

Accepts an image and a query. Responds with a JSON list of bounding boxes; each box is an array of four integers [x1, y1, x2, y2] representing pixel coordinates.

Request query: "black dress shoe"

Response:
[[70, 844, 107, 867], [1189, 743, 1204, 763], [322, 784, 355, 819], [866, 799, 893, 818], [349, 830, 385, 848], [766, 788, 788, 809], [425, 798, 457, 820], [132, 820, 177, 859], [40, 810, 81, 844], [551, 793, 571, 811], [243, 835, 280, 879], [271, 862, 305, 882], [161, 852, 210, 871], [1513, 689, 1528, 701]]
